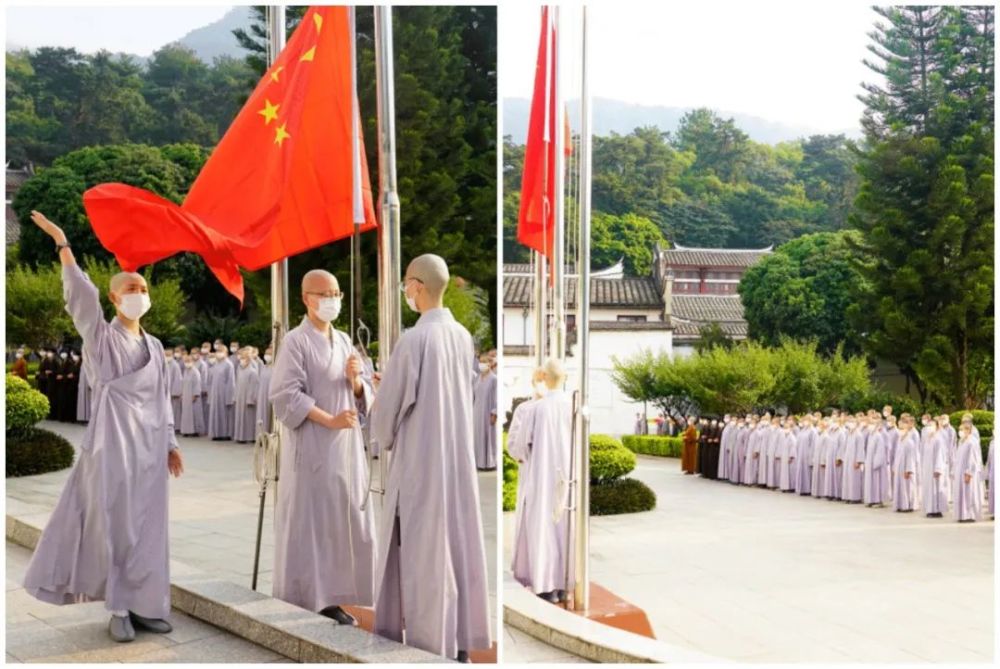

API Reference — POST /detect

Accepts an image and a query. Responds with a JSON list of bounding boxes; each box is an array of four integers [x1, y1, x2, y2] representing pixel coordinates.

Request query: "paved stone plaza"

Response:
[[6, 420, 497, 660], [504, 455, 994, 663]]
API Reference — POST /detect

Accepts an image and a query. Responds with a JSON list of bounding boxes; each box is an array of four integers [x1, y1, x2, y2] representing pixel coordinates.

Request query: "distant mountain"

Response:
[[173, 6, 253, 63], [503, 97, 861, 145], [5, 6, 252, 65]]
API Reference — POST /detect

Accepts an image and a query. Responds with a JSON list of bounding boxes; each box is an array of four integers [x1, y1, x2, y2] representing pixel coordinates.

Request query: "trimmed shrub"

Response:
[[502, 433, 518, 512], [589, 434, 636, 482], [622, 435, 684, 458], [949, 411, 994, 465], [590, 478, 657, 515], [6, 374, 49, 431], [6, 427, 75, 477]]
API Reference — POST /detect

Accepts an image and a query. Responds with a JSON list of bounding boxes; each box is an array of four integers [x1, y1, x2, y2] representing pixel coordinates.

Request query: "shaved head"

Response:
[[406, 254, 449, 299], [109, 271, 146, 295], [302, 269, 338, 293], [542, 357, 565, 387]]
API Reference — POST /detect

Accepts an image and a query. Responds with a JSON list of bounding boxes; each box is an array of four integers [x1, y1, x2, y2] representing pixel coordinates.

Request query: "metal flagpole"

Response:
[[551, 5, 566, 361], [574, 4, 593, 612], [375, 6, 401, 363], [252, 3, 287, 591]]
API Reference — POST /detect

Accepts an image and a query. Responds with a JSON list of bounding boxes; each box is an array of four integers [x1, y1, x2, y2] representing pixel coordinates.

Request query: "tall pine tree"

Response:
[[851, 6, 994, 408]]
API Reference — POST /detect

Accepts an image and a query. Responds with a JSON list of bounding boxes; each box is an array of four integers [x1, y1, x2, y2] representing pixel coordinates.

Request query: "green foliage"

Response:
[[612, 340, 872, 415], [591, 212, 666, 275], [590, 478, 657, 516], [589, 434, 636, 483], [441, 277, 493, 350], [622, 435, 684, 458], [740, 231, 869, 356], [852, 6, 994, 410], [502, 435, 518, 512], [5, 262, 76, 348], [693, 322, 735, 354], [949, 410, 994, 439], [6, 427, 75, 477], [6, 374, 49, 431]]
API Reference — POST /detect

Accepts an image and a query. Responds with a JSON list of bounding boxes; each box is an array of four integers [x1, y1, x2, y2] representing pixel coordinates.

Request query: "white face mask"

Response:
[[230, 345, 238, 353], [185, 363, 193, 369], [208, 357, 217, 365], [240, 359, 249, 367], [201, 347, 210, 354], [217, 352, 227, 361], [117, 292, 151, 320], [315, 297, 342, 323], [60, 352, 68, 360], [264, 353, 273, 363], [173, 353, 182, 360], [15, 352, 23, 359], [478, 362, 489, 373]]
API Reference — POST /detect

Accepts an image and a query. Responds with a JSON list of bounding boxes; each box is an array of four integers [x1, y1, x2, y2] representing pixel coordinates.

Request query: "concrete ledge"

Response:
[[503, 575, 721, 664], [6, 514, 447, 664]]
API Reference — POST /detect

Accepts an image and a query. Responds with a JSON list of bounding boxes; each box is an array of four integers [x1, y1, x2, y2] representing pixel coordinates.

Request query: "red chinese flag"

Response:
[[82, 6, 377, 305], [516, 7, 558, 258]]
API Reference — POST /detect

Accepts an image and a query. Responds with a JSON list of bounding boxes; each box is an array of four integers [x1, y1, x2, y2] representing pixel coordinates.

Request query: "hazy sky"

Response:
[[499, 1, 883, 133], [5, 5, 233, 56]]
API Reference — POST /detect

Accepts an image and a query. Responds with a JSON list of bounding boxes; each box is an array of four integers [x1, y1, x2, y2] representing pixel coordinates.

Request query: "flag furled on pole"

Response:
[[82, 6, 377, 304]]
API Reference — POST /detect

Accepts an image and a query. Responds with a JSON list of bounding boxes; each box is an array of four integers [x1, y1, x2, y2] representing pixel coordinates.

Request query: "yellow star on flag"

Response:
[[314, 13, 323, 33], [270, 65, 284, 82], [257, 99, 280, 125], [274, 123, 291, 147], [300, 46, 315, 62]]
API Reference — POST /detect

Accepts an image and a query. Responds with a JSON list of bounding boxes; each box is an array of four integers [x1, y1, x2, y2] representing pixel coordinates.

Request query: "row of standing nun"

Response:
[[707, 410, 993, 523]]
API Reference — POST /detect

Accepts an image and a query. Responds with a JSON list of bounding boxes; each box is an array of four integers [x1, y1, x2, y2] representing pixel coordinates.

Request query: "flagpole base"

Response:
[[563, 581, 655, 639]]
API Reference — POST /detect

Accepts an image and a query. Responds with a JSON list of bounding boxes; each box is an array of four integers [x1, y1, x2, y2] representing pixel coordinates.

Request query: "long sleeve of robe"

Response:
[[23, 262, 175, 619], [180, 367, 204, 436], [233, 364, 260, 443], [952, 435, 983, 522], [269, 319, 375, 612], [369, 307, 492, 658], [473, 372, 498, 470]]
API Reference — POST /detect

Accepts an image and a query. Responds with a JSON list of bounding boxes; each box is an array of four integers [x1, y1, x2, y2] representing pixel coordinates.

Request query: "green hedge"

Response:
[[621, 435, 684, 458], [591, 478, 657, 515], [6, 427, 75, 477], [949, 411, 994, 463], [502, 434, 518, 512], [6, 374, 49, 431], [589, 434, 636, 482]]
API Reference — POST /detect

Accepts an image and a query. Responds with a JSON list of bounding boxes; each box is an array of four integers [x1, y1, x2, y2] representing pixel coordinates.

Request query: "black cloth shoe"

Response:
[[319, 606, 357, 626], [456, 650, 470, 663], [537, 591, 559, 604], [129, 611, 172, 634]]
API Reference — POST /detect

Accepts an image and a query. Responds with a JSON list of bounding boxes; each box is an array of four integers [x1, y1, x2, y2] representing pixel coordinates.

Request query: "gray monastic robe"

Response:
[[717, 422, 733, 480], [892, 430, 920, 511], [509, 389, 573, 596], [473, 371, 497, 470], [796, 426, 816, 495], [952, 434, 983, 521], [233, 362, 259, 443], [863, 429, 890, 505], [744, 426, 761, 485], [842, 429, 865, 502], [920, 429, 950, 514], [830, 426, 847, 499], [255, 363, 273, 437], [207, 358, 235, 439], [370, 308, 492, 658], [507, 396, 539, 588], [731, 425, 748, 484], [987, 439, 995, 518], [75, 362, 91, 422], [196, 358, 209, 428], [180, 365, 205, 436], [167, 357, 182, 433], [270, 319, 375, 611], [23, 263, 175, 619], [777, 429, 797, 491]]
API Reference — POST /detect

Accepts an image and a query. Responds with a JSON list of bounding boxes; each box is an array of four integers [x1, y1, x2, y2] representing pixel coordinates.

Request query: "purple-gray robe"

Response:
[[744, 427, 762, 484], [255, 364, 273, 437], [370, 308, 492, 657], [761, 427, 776, 487], [892, 430, 920, 511], [196, 358, 210, 428], [796, 427, 816, 495], [717, 422, 733, 480], [23, 263, 176, 619], [830, 427, 847, 499], [75, 362, 91, 422], [952, 434, 983, 522], [777, 429, 797, 491], [473, 371, 497, 470], [731, 425, 748, 484], [507, 397, 538, 586], [180, 366, 205, 436], [233, 362, 259, 443], [842, 429, 865, 502], [269, 319, 375, 611], [819, 429, 839, 498], [920, 429, 949, 514], [863, 429, 890, 505], [509, 389, 573, 596], [167, 357, 182, 433], [987, 439, 995, 518], [207, 358, 234, 439]]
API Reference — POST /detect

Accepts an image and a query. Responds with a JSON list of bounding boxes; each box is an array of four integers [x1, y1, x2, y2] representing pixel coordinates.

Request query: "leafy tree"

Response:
[[232, 6, 307, 78], [443, 277, 493, 350], [694, 322, 735, 354], [673, 108, 751, 182], [591, 212, 665, 275], [851, 6, 994, 409], [5, 263, 76, 348], [740, 231, 869, 356]]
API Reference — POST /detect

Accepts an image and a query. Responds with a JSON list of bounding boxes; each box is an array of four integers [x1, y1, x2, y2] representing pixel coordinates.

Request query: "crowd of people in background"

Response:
[[635, 406, 993, 524], [473, 349, 498, 471]]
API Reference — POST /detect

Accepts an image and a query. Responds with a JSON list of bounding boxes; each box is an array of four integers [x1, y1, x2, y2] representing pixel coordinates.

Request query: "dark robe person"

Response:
[[696, 420, 709, 476], [63, 354, 81, 422], [38, 352, 55, 417], [53, 352, 71, 421], [681, 422, 698, 474]]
